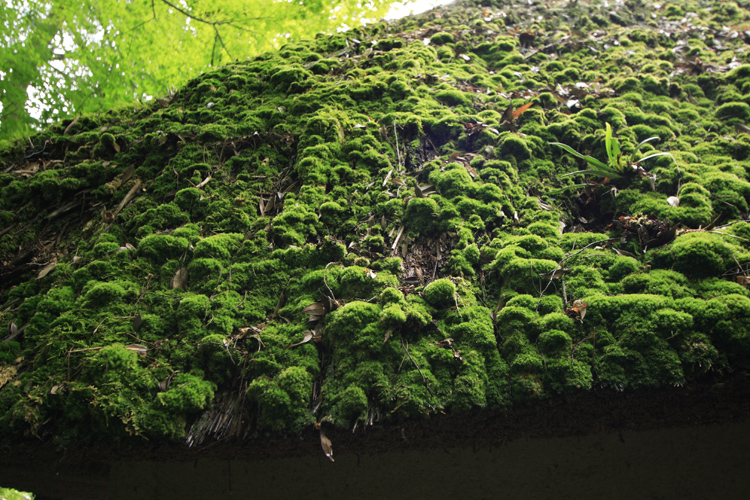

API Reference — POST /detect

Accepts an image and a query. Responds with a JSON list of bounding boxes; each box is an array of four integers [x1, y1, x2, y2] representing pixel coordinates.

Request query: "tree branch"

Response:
[[158, 0, 253, 33]]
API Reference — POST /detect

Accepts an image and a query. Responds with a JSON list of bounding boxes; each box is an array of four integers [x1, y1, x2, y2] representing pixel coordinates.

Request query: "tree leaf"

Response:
[[511, 102, 533, 120], [320, 429, 334, 462], [37, 259, 57, 280], [171, 266, 188, 290], [289, 330, 314, 348], [125, 344, 148, 354]]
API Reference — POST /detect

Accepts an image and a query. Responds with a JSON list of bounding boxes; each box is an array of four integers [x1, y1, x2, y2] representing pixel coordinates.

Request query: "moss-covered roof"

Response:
[[2, 0, 750, 453]]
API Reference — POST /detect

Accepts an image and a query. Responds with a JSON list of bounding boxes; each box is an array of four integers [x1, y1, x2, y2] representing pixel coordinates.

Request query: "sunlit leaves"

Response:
[[0, 0, 394, 139]]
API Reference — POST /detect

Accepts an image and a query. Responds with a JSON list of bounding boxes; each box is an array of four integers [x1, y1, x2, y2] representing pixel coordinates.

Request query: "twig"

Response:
[[536, 238, 617, 310], [393, 118, 401, 170], [323, 261, 341, 301], [401, 338, 434, 397]]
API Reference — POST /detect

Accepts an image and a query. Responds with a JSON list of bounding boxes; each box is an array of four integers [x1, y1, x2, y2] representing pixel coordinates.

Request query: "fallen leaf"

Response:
[[196, 175, 212, 189], [320, 429, 334, 462], [0, 365, 18, 389], [171, 266, 188, 290], [511, 102, 533, 120], [384, 327, 394, 343], [113, 179, 142, 217], [125, 344, 149, 354], [289, 330, 314, 348], [132, 314, 143, 332], [302, 302, 327, 315], [539, 268, 569, 279], [567, 299, 588, 321], [50, 384, 66, 395], [415, 184, 436, 197], [37, 259, 57, 280]]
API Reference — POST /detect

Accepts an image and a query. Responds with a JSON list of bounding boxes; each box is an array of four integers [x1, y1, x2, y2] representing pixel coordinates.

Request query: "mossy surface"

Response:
[[2, 0, 750, 447]]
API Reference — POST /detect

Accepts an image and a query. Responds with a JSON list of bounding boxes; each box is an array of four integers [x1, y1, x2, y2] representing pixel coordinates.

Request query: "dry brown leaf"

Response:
[[415, 184, 436, 198], [301, 302, 327, 323], [125, 344, 149, 354], [568, 299, 587, 321], [0, 365, 18, 389], [196, 175, 212, 189], [320, 429, 334, 462], [289, 330, 314, 348], [37, 259, 57, 280], [63, 116, 80, 135], [7, 322, 18, 340], [132, 314, 143, 332], [114, 179, 142, 217], [171, 266, 188, 290], [512, 102, 533, 120]]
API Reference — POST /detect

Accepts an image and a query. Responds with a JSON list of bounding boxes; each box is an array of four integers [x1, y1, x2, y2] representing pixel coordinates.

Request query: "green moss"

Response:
[[653, 233, 738, 278], [423, 279, 456, 309], [404, 197, 440, 235], [430, 32, 454, 45], [6, 0, 750, 444], [138, 234, 190, 264]]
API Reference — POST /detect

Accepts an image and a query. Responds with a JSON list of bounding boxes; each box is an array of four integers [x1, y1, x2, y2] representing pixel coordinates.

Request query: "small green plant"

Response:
[[551, 123, 671, 191]]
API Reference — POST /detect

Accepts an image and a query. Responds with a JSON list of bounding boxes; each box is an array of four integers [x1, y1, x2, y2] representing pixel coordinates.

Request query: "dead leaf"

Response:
[[319, 428, 334, 462], [415, 184, 436, 197], [539, 268, 569, 280], [132, 314, 143, 332], [512, 102, 533, 120], [0, 365, 18, 389], [50, 384, 66, 395], [302, 302, 326, 316], [501, 103, 514, 123], [125, 344, 149, 354], [171, 266, 188, 290], [382, 168, 393, 187], [37, 259, 57, 280], [7, 322, 18, 340], [196, 175, 212, 189], [289, 330, 314, 348], [113, 179, 142, 217], [465, 164, 479, 178], [391, 226, 405, 251], [567, 299, 587, 321], [384, 327, 394, 343], [63, 116, 80, 135]]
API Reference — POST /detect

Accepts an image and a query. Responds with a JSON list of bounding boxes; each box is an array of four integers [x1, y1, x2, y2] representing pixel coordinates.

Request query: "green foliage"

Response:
[[4, 0, 750, 446], [551, 122, 671, 191], [0, 487, 34, 500], [0, 0, 393, 140], [423, 279, 456, 309]]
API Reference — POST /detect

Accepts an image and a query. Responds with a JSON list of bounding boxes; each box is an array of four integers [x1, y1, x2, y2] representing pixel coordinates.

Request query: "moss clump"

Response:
[[423, 279, 456, 309]]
